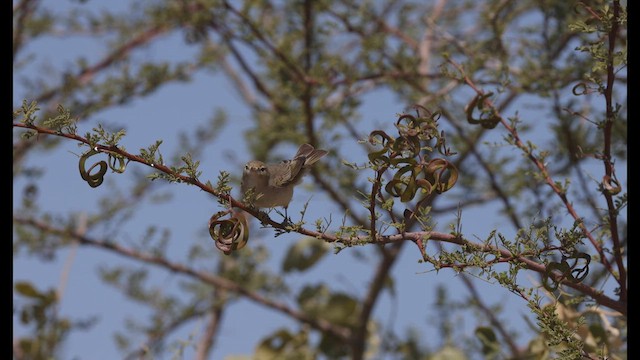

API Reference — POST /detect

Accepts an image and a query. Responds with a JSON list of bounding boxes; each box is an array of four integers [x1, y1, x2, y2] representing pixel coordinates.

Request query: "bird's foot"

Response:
[[280, 208, 294, 229]]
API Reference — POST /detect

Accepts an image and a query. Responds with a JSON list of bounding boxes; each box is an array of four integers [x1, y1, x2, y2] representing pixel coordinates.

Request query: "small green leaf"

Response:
[[282, 238, 329, 273], [431, 344, 467, 360], [475, 326, 500, 355], [323, 293, 358, 325], [255, 329, 294, 359], [14, 281, 42, 298]]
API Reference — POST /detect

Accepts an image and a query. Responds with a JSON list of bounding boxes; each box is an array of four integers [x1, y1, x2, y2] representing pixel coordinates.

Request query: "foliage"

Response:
[[13, 0, 626, 359]]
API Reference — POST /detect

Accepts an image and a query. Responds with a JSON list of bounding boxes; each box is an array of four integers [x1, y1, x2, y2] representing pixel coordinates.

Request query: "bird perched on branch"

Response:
[[241, 143, 328, 220]]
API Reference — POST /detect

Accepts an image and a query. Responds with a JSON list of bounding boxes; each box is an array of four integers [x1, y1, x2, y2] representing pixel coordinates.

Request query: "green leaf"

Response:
[[318, 332, 349, 358], [475, 326, 500, 355], [297, 284, 329, 317], [431, 344, 467, 360], [323, 293, 358, 326], [256, 329, 293, 356], [282, 238, 329, 273], [14, 281, 42, 298]]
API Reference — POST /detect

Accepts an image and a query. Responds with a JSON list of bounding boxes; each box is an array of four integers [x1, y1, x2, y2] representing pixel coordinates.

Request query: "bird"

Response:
[[241, 143, 328, 220]]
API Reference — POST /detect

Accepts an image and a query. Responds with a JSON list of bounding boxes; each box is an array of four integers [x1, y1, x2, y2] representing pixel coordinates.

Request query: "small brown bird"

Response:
[[241, 143, 328, 211]]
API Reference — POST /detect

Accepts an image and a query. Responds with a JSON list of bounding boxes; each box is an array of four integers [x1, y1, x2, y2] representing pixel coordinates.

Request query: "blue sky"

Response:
[[13, 1, 626, 359]]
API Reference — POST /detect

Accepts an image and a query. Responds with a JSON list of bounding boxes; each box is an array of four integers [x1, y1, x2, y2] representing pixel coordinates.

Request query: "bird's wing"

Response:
[[270, 158, 306, 187]]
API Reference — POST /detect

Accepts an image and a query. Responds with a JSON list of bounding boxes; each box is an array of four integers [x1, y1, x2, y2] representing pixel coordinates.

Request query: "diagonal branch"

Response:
[[446, 58, 618, 287], [12, 123, 625, 315], [14, 215, 353, 341], [35, 25, 169, 104], [458, 274, 522, 357]]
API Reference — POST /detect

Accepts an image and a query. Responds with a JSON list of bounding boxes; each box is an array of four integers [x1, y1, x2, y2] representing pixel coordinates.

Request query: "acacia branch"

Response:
[[35, 25, 168, 104], [221, 0, 311, 85], [195, 296, 224, 360], [459, 274, 522, 357], [351, 242, 404, 360], [13, 215, 352, 341], [446, 58, 618, 286], [12, 0, 40, 61], [600, 0, 626, 302], [12, 123, 625, 315]]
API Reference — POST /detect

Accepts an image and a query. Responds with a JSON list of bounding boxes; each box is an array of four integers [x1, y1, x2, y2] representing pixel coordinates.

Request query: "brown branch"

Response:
[[400, 230, 625, 315], [221, 1, 311, 85], [35, 25, 168, 104], [12, 123, 625, 315], [368, 168, 384, 243], [326, 4, 418, 51], [418, 0, 448, 75], [351, 242, 404, 360], [218, 53, 258, 107], [459, 274, 522, 357], [14, 215, 352, 341], [195, 297, 224, 360], [601, 0, 626, 303], [12, 0, 40, 61], [219, 32, 279, 112], [446, 58, 618, 286], [195, 262, 229, 360]]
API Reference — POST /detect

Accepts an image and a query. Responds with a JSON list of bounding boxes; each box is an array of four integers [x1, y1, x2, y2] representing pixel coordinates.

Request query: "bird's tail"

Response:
[[295, 143, 328, 167]]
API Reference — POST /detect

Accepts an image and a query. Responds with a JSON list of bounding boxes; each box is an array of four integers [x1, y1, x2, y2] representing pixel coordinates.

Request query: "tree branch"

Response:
[[12, 123, 625, 315], [446, 58, 619, 287], [14, 215, 353, 342]]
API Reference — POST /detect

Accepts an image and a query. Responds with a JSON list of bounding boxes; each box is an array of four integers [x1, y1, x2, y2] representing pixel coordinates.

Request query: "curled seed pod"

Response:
[[368, 130, 396, 168], [108, 154, 127, 173], [392, 135, 421, 159], [79, 148, 127, 188], [79, 148, 108, 188], [542, 251, 591, 291], [368, 130, 395, 148], [602, 175, 621, 195], [422, 158, 458, 194], [465, 92, 500, 129], [396, 114, 422, 140], [209, 210, 249, 255], [385, 165, 419, 202]]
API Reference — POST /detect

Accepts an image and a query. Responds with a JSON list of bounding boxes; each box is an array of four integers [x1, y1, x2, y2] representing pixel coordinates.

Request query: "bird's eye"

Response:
[[245, 165, 249, 170], [260, 167, 267, 172]]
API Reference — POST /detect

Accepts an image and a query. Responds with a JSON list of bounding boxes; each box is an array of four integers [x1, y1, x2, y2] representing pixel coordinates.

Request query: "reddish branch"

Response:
[[13, 215, 352, 341], [446, 58, 623, 300], [35, 25, 168, 104], [459, 274, 522, 357], [12, 123, 626, 315], [12, 0, 40, 61], [600, 0, 626, 303]]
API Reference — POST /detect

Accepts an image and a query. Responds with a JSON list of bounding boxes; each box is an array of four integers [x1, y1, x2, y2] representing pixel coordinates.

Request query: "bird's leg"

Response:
[[281, 206, 292, 228]]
